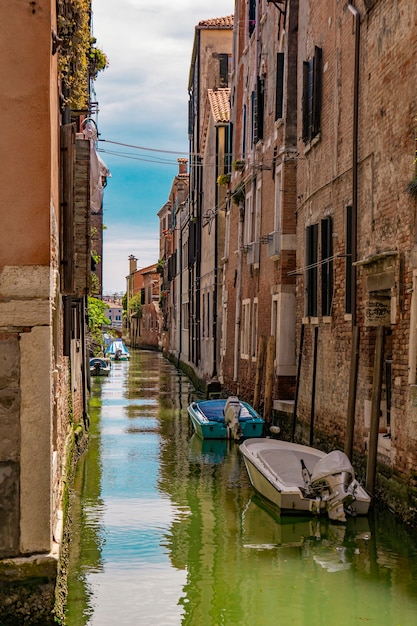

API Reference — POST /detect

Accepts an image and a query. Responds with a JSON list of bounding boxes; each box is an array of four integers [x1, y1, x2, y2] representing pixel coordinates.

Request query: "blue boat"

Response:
[[104, 339, 130, 360], [187, 396, 264, 440], [89, 357, 111, 376]]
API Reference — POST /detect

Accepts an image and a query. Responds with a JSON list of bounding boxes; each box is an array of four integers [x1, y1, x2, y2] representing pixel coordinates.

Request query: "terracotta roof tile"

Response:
[[197, 15, 234, 29], [208, 88, 230, 124]]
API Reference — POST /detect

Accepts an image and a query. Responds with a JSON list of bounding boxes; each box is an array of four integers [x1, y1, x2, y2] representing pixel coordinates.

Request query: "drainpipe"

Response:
[[345, 3, 361, 461], [348, 2, 360, 326], [233, 205, 244, 382]]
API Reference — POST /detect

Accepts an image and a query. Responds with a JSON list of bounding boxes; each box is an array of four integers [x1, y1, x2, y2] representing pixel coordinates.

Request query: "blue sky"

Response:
[[92, 0, 234, 295]]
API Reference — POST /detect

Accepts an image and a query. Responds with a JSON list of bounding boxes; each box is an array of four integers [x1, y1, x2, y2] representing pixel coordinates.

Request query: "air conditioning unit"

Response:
[[266, 231, 281, 259], [246, 241, 260, 265]]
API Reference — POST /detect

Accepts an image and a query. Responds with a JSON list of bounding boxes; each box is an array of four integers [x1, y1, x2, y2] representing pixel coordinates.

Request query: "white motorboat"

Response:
[[239, 438, 371, 522]]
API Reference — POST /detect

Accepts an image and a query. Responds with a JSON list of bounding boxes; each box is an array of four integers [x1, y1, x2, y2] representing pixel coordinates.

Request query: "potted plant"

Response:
[[232, 159, 245, 172], [231, 182, 245, 205], [217, 173, 231, 186]]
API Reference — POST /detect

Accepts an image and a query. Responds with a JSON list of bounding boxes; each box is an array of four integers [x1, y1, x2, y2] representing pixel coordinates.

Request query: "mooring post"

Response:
[[253, 335, 267, 411], [366, 325, 385, 495], [345, 325, 360, 460], [291, 324, 305, 442], [263, 335, 276, 425], [309, 326, 319, 447]]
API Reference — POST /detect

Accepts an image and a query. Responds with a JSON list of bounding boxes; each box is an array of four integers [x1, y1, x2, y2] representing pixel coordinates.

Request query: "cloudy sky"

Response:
[[92, 0, 234, 295]]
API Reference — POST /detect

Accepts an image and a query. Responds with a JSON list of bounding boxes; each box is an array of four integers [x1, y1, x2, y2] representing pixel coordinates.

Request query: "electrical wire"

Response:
[[99, 138, 188, 155], [97, 148, 179, 166]]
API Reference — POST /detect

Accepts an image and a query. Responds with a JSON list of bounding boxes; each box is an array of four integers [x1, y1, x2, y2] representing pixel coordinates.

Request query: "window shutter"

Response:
[[312, 46, 323, 137], [254, 77, 265, 143], [302, 61, 310, 142], [60, 124, 76, 294], [219, 53, 229, 87], [306, 224, 318, 317], [188, 220, 196, 266], [275, 52, 285, 120], [321, 216, 333, 316]]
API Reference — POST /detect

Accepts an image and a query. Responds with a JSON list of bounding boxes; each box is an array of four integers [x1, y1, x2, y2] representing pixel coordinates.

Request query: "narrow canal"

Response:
[[65, 349, 417, 625]]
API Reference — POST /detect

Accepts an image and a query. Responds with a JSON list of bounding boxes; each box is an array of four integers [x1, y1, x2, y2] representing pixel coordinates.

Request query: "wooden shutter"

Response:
[[73, 136, 91, 295], [275, 52, 285, 121], [321, 216, 333, 316], [60, 124, 76, 294], [302, 61, 310, 142], [312, 46, 323, 137], [307, 224, 318, 317], [219, 53, 229, 87]]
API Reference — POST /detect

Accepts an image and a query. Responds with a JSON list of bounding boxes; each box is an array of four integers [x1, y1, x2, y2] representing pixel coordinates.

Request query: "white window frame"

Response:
[[241, 299, 251, 359]]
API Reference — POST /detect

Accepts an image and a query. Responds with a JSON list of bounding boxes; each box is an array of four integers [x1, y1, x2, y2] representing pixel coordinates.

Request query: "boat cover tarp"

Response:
[[105, 340, 130, 357], [258, 449, 321, 489], [196, 400, 227, 422], [196, 400, 258, 423], [311, 450, 354, 483]]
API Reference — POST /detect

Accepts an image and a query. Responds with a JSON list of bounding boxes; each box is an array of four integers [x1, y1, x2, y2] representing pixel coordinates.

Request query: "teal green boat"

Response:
[[187, 396, 264, 441]]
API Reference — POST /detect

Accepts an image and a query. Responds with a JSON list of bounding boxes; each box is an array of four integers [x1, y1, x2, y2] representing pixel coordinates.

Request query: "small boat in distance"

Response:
[[187, 396, 264, 440], [240, 438, 371, 523], [89, 357, 111, 377], [104, 339, 130, 361]]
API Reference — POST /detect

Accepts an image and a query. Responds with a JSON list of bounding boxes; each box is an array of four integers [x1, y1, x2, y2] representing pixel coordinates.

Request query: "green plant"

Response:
[[231, 182, 245, 205], [217, 173, 231, 186], [87, 296, 110, 354], [129, 294, 143, 318], [58, 1, 108, 110], [232, 159, 245, 172]]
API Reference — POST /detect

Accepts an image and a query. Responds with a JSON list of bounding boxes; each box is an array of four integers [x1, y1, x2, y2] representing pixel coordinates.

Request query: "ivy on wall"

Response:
[[57, 0, 108, 111]]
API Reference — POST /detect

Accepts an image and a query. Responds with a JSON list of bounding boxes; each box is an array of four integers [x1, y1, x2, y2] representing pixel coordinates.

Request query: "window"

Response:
[[219, 53, 231, 88], [302, 46, 323, 143], [274, 168, 282, 232], [182, 240, 188, 270], [306, 224, 318, 317], [245, 185, 255, 245], [241, 300, 251, 358], [182, 302, 189, 331], [251, 299, 258, 359], [202, 293, 206, 338], [321, 216, 333, 316], [254, 76, 265, 143], [275, 52, 285, 121], [242, 104, 247, 159], [248, 0, 256, 37]]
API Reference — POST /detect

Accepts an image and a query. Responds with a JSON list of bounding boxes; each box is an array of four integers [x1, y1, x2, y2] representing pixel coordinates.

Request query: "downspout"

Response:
[[81, 297, 90, 431], [233, 205, 244, 382], [348, 2, 360, 326], [213, 129, 220, 377], [345, 3, 361, 460]]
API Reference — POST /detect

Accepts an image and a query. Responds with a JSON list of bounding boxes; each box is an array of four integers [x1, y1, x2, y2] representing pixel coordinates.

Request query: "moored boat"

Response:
[[239, 438, 371, 522], [89, 357, 111, 377], [187, 396, 264, 440], [104, 339, 130, 360]]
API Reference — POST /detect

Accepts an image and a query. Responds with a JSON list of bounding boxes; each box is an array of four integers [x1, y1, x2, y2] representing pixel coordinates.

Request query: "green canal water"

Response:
[[65, 349, 417, 625]]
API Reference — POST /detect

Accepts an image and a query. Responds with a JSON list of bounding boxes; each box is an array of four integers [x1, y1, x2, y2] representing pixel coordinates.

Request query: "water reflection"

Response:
[[66, 350, 417, 626]]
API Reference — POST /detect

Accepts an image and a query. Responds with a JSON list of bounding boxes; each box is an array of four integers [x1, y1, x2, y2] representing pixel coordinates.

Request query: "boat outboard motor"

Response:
[[310, 450, 357, 522], [224, 396, 242, 441], [115, 349, 122, 361]]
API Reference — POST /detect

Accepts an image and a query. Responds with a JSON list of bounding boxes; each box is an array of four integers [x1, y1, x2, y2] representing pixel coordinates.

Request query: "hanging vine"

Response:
[[57, 0, 108, 111]]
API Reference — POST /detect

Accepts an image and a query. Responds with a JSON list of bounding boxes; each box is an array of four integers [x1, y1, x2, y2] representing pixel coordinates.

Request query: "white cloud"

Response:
[[92, 0, 235, 293], [103, 224, 159, 295]]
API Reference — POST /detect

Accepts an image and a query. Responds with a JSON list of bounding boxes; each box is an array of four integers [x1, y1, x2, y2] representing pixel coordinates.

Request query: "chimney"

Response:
[[178, 158, 188, 176], [128, 255, 137, 274]]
